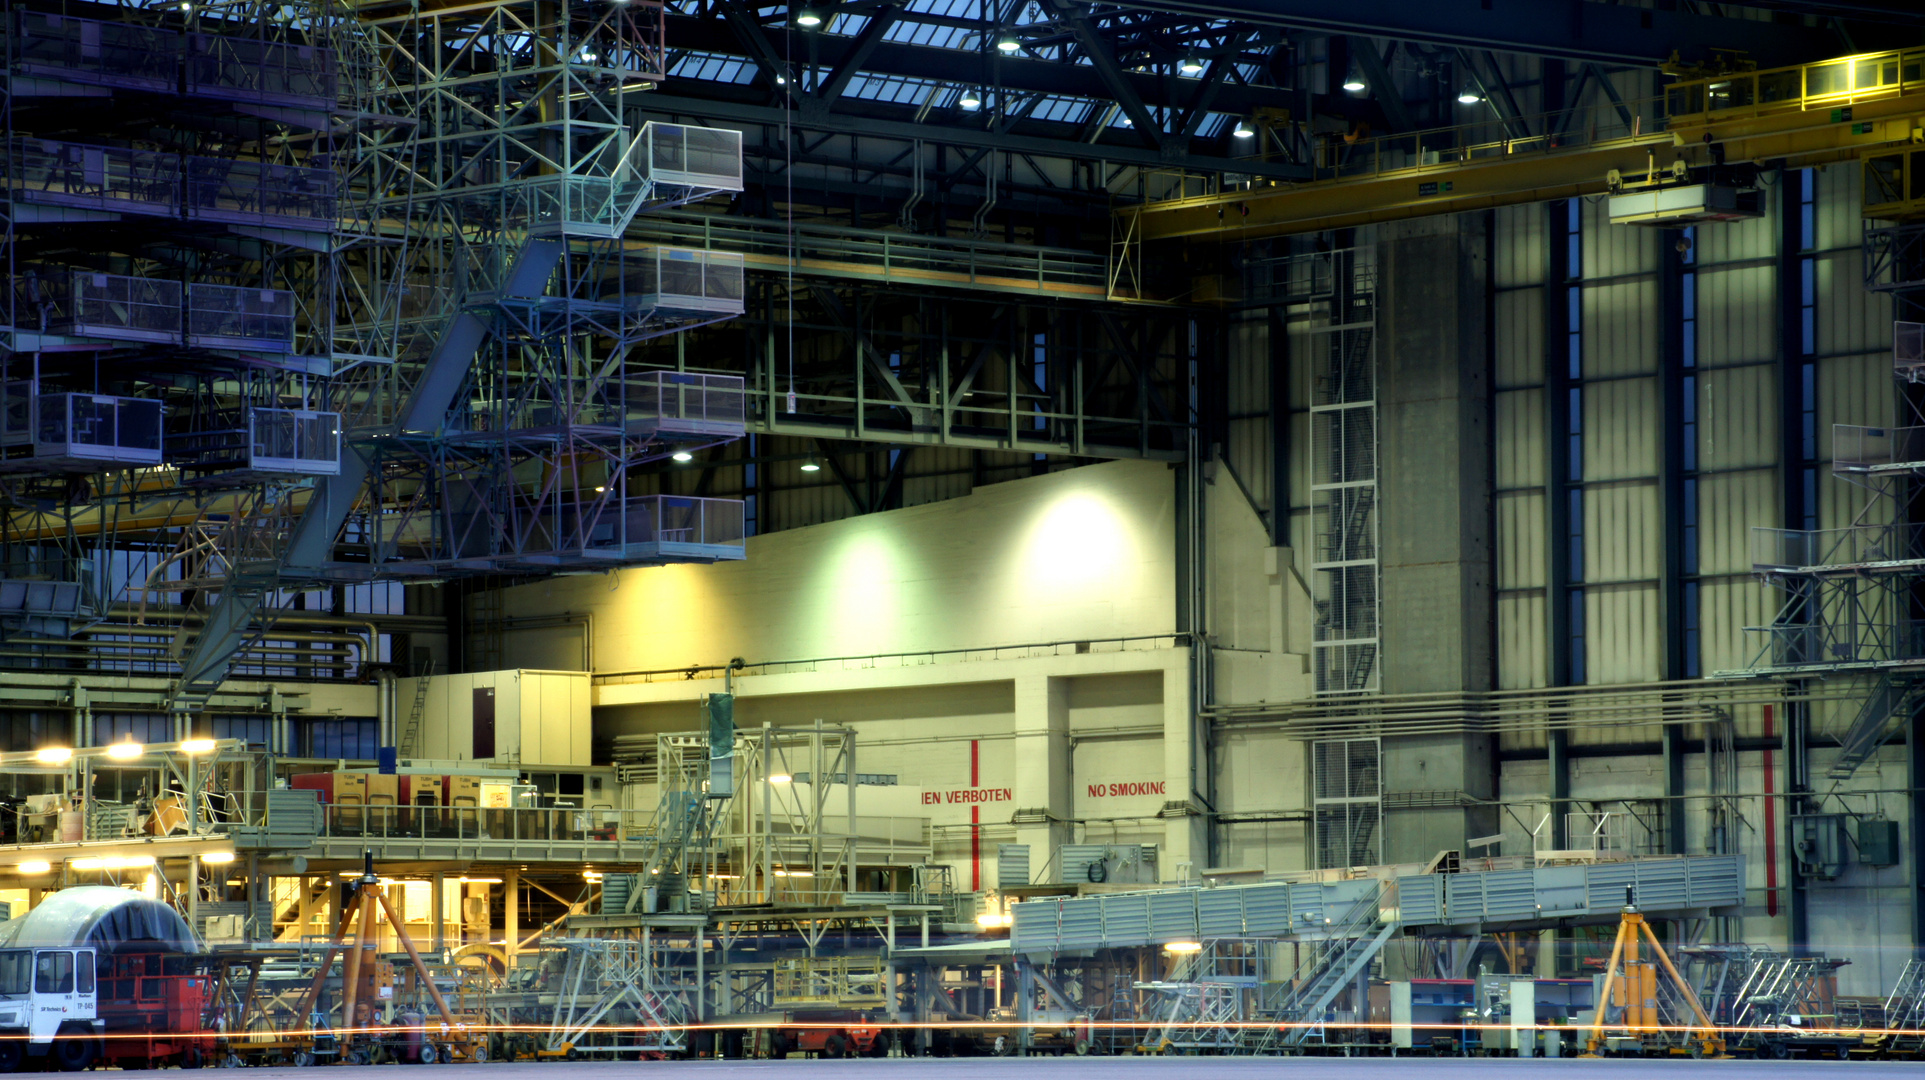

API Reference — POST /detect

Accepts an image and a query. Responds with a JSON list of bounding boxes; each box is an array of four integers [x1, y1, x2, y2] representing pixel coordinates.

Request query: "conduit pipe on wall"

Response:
[[1204, 679, 1872, 739]]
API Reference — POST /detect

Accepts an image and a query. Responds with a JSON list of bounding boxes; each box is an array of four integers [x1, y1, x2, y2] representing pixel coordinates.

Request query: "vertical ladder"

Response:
[[398, 658, 433, 757]]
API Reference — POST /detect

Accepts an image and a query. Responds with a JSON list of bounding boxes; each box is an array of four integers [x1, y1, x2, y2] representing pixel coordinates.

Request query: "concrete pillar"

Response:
[[431, 873, 445, 953], [1011, 675, 1070, 876], [1161, 655, 1206, 879], [1377, 215, 1498, 864]]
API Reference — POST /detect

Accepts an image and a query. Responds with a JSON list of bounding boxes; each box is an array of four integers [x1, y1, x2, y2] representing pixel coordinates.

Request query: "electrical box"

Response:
[[1791, 813, 1849, 879], [705, 692, 734, 799], [1858, 818, 1901, 867]]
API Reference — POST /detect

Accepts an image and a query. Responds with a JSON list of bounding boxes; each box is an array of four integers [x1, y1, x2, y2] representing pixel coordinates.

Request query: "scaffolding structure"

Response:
[[1, 0, 751, 709]]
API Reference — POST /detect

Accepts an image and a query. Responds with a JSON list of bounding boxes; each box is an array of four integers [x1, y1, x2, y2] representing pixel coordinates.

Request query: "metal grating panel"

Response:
[[1241, 883, 1293, 936], [1482, 869, 1539, 919], [1445, 873, 1487, 922], [1197, 888, 1246, 938], [1685, 854, 1745, 907], [1059, 897, 1103, 950], [996, 844, 1030, 889], [1148, 891, 1199, 942], [1100, 892, 1151, 946], [1393, 874, 1443, 925]]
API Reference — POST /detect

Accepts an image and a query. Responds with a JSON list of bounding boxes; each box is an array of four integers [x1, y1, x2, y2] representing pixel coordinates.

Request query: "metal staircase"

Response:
[[1829, 675, 1918, 781], [1142, 943, 1246, 1053], [1883, 958, 1925, 1056], [1256, 884, 1398, 1052]]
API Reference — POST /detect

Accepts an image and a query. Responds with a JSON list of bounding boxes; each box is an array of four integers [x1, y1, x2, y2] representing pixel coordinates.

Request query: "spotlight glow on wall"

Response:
[[16, 861, 50, 875], [200, 852, 237, 865]]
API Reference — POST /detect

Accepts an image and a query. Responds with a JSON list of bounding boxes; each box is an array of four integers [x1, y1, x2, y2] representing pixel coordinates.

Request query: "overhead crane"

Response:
[[1124, 48, 1925, 243]]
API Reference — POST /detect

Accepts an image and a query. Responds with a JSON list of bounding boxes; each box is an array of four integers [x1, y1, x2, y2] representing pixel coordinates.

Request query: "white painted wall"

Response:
[[501, 459, 1177, 671]]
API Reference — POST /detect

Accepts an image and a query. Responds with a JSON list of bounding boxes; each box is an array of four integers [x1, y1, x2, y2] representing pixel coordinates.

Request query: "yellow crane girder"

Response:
[[1126, 48, 1925, 243]]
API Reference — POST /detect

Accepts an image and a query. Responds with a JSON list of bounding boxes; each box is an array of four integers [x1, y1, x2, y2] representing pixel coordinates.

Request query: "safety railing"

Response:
[[1753, 522, 1925, 573], [0, 392, 165, 467], [634, 210, 1111, 295], [6, 139, 181, 218], [13, 12, 179, 92], [186, 282, 297, 351], [185, 33, 338, 108], [624, 247, 745, 316], [183, 157, 338, 230], [589, 495, 746, 552], [625, 370, 747, 435], [641, 121, 744, 191], [315, 802, 644, 843], [249, 408, 341, 475], [1833, 423, 1925, 472], [1666, 48, 1925, 122]]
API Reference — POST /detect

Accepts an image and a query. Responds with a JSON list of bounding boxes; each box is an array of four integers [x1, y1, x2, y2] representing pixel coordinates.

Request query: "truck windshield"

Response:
[[0, 951, 30, 996]]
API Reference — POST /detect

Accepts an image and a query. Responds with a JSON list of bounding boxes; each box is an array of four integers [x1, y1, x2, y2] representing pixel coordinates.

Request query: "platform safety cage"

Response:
[[185, 33, 338, 107], [7, 139, 181, 218], [183, 158, 338, 231], [3, 391, 165, 466], [14, 12, 179, 91], [248, 408, 340, 475], [65, 271, 182, 344], [626, 370, 747, 435], [626, 248, 746, 316], [186, 283, 297, 352], [590, 495, 746, 552], [641, 123, 745, 191]]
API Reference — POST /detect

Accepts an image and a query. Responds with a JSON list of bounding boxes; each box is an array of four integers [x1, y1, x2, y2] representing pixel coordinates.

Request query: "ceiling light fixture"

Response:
[[200, 852, 236, 865], [1232, 118, 1254, 138], [34, 747, 71, 765], [1341, 60, 1365, 92], [959, 87, 983, 109], [17, 861, 50, 875], [671, 451, 693, 462], [106, 739, 143, 761], [768, 773, 794, 784], [1179, 52, 1204, 76], [180, 738, 217, 755], [1457, 84, 1482, 105], [798, 458, 821, 473], [997, 33, 1020, 52], [794, 7, 821, 27], [1164, 940, 1204, 953]]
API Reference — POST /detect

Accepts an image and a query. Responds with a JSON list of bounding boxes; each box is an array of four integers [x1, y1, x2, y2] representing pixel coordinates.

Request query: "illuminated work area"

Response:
[[0, 0, 1923, 1068]]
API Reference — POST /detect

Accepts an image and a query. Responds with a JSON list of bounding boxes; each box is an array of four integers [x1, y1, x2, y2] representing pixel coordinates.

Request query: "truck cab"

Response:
[[0, 946, 102, 1069]]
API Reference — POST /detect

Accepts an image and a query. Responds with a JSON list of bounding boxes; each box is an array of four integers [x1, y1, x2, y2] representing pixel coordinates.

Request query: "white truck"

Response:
[[0, 946, 105, 1071]]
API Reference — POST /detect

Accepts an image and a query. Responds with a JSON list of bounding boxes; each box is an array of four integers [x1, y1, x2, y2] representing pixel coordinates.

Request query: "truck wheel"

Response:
[[1835, 1044, 1852, 1061], [51, 1037, 95, 1073], [417, 1044, 437, 1066], [825, 1035, 848, 1060], [0, 1039, 22, 1073], [183, 1047, 205, 1070], [1766, 1043, 1788, 1061], [1074, 1037, 1091, 1056]]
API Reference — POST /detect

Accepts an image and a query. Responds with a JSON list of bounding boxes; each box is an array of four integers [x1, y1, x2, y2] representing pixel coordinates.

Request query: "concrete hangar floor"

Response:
[[95, 1061, 1925, 1078]]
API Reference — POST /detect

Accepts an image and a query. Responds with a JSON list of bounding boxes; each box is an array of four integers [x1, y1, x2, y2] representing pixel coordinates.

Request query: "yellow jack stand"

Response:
[[1582, 889, 1723, 1059]]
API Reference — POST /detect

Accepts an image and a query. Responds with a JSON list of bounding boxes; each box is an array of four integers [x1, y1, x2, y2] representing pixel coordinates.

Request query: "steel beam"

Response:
[[1107, 0, 1837, 68]]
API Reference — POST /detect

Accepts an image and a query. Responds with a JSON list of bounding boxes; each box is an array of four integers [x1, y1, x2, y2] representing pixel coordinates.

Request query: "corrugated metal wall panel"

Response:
[[1584, 482, 1658, 583], [1493, 204, 1547, 289], [1581, 281, 1659, 378], [1695, 194, 1778, 265], [1497, 490, 1546, 591], [1582, 195, 1657, 280], [1587, 583, 1661, 683], [1696, 267, 1776, 367], [1584, 377, 1658, 481], [1495, 389, 1545, 490], [1699, 577, 1775, 677], [1697, 470, 1779, 578], [1495, 289, 1546, 388], [1497, 593, 1548, 689], [1697, 364, 1778, 472]]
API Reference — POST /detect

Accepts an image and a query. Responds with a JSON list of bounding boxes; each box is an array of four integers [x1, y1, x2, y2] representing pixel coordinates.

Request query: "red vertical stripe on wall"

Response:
[[970, 740, 981, 891]]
